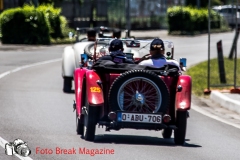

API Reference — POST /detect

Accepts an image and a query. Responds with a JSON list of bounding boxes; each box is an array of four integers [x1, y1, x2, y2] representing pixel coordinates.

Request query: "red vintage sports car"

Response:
[[73, 38, 191, 145]]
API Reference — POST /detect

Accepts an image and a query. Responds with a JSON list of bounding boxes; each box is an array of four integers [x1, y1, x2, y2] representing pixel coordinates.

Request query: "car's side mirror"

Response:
[[179, 58, 187, 67], [179, 58, 187, 72], [125, 40, 140, 47], [80, 53, 88, 67]]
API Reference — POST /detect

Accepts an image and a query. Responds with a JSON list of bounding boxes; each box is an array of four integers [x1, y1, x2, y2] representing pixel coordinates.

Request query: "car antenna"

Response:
[[137, 41, 152, 52]]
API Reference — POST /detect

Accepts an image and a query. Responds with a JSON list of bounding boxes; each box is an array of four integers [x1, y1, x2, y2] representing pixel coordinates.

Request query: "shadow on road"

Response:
[[94, 134, 201, 147]]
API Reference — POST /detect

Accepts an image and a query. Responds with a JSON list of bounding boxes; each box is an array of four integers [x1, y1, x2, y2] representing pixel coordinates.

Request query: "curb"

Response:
[[210, 91, 240, 114]]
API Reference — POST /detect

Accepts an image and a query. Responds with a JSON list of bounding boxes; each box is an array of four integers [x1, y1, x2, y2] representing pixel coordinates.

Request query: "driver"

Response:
[[97, 39, 134, 64], [87, 29, 96, 41], [138, 38, 181, 70], [112, 29, 121, 39]]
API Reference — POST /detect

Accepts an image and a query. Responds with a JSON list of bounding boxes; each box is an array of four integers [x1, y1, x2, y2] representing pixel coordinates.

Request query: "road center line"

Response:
[[0, 58, 61, 79]]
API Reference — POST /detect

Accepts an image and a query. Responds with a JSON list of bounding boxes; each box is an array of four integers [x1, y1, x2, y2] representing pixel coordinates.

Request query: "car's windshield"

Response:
[[95, 38, 174, 57]]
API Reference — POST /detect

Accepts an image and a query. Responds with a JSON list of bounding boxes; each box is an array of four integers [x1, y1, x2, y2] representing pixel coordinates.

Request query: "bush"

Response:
[[37, 4, 64, 39], [59, 16, 75, 38], [0, 6, 50, 44], [167, 6, 226, 34]]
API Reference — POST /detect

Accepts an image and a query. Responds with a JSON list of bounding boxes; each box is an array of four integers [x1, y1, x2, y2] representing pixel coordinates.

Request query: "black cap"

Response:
[[112, 29, 121, 38], [150, 38, 164, 51], [87, 28, 96, 37], [109, 39, 123, 51]]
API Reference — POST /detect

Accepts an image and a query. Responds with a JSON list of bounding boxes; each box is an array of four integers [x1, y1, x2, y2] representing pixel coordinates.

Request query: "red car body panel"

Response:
[[86, 70, 104, 106], [175, 75, 192, 111], [75, 67, 191, 121], [74, 68, 87, 116], [109, 73, 120, 86]]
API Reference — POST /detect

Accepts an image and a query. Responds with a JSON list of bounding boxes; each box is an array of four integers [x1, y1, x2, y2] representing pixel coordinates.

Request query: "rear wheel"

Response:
[[76, 113, 84, 135], [162, 128, 172, 139], [63, 77, 72, 93], [83, 101, 98, 141], [174, 111, 187, 145]]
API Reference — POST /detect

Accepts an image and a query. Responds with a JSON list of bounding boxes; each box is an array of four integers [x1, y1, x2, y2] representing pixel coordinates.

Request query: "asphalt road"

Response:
[[0, 31, 240, 160]]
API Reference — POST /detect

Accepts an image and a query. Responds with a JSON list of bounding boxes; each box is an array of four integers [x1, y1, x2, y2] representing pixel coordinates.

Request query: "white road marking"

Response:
[[0, 58, 61, 159], [191, 103, 240, 129], [0, 58, 61, 80], [0, 137, 33, 160]]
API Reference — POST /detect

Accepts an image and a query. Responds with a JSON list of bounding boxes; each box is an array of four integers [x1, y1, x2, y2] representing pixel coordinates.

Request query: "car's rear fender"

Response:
[[62, 46, 75, 77], [175, 75, 192, 111], [74, 68, 87, 116], [86, 70, 104, 107]]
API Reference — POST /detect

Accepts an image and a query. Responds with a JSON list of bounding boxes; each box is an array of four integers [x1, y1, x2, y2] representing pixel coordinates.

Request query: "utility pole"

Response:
[[233, 0, 239, 89], [204, 0, 211, 94], [125, 0, 131, 38]]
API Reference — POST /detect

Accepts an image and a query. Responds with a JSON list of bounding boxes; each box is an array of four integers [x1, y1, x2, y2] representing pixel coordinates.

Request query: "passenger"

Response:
[[86, 28, 96, 41], [112, 29, 121, 39], [138, 38, 181, 70], [97, 39, 134, 64]]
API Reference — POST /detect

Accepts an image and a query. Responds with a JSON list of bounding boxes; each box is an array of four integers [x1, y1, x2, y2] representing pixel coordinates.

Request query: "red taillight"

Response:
[[163, 114, 171, 123], [134, 58, 141, 61]]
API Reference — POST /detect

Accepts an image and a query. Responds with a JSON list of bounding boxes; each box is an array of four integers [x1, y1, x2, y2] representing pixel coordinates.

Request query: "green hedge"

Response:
[[0, 6, 50, 44], [37, 5, 64, 39], [167, 6, 224, 34], [0, 4, 68, 44]]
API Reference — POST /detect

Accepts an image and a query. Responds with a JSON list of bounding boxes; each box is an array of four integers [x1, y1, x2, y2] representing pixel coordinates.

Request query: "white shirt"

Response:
[[139, 57, 181, 71]]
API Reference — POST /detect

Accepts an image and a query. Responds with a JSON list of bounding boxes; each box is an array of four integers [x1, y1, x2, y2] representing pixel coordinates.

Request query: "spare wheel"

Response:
[[108, 70, 170, 113]]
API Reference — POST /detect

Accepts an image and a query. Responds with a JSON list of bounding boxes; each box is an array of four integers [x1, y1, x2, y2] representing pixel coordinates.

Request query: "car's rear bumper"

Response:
[[100, 121, 177, 131]]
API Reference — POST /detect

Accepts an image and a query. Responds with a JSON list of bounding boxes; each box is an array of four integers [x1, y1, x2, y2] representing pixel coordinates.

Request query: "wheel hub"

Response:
[[135, 91, 144, 104]]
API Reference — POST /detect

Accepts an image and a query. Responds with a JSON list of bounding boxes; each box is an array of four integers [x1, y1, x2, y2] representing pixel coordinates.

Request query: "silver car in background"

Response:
[[212, 5, 240, 28]]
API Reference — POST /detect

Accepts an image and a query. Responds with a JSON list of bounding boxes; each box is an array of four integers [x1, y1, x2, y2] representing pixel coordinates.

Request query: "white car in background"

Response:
[[212, 5, 240, 28], [61, 38, 142, 93]]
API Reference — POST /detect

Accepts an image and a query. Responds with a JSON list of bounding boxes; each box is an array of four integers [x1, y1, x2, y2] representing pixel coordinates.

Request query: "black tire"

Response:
[[108, 70, 169, 113], [162, 128, 172, 139], [63, 77, 72, 93], [174, 111, 187, 145], [83, 104, 98, 141], [84, 41, 109, 58], [76, 113, 84, 135]]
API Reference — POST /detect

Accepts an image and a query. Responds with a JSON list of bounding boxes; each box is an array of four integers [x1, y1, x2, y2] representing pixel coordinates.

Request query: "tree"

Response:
[[38, 0, 63, 5], [186, 0, 223, 8]]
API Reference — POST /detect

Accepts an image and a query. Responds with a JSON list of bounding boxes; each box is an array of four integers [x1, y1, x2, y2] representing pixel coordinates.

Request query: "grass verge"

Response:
[[186, 57, 240, 96]]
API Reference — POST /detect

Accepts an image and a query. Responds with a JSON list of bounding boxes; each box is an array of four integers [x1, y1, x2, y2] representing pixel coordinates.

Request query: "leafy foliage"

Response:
[[37, 4, 63, 38], [167, 6, 227, 34], [0, 3, 70, 44], [186, 0, 223, 8], [0, 6, 50, 44], [38, 0, 63, 5]]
